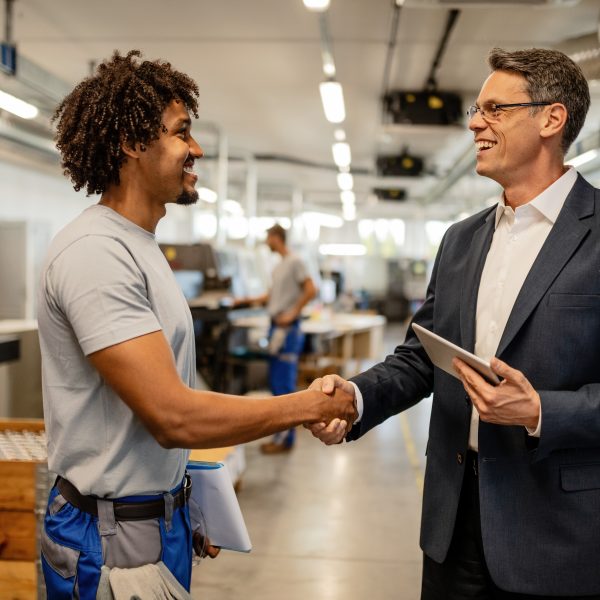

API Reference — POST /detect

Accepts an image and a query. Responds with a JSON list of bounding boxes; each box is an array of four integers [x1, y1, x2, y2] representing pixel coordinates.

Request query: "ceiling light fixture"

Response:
[[337, 172, 354, 191], [319, 81, 346, 123], [319, 243, 366, 256], [340, 190, 356, 204], [342, 205, 356, 221], [334, 128, 346, 141], [303, 211, 343, 228], [0, 89, 39, 119], [198, 187, 217, 203], [566, 149, 598, 168], [303, 0, 330, 12], [332, 142, 351, 168]]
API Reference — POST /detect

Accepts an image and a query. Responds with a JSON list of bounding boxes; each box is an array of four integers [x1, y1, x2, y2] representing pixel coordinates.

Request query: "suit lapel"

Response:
[[460, 210, 495, 352], [496, 175, 595, 357]]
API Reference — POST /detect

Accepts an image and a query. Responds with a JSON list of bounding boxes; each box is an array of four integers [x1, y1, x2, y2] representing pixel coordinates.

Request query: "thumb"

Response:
[[322, 374, 339, 394], [490, 357, 516, 379]]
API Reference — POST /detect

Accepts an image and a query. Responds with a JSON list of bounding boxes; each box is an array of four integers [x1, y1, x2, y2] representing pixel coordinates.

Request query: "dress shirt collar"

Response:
[[493, 167, 578, 229]]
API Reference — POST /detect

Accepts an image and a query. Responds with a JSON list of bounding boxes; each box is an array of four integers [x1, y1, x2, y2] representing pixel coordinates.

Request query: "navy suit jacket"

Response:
[[348, 174, 600, 596]]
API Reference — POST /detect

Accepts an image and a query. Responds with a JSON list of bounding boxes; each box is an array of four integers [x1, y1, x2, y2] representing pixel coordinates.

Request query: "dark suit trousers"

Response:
[[421, 451, 600, 600]]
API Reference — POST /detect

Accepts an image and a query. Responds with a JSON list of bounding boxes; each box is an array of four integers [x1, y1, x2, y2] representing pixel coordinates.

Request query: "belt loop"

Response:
[[163, 492, 174, 532], [97, 499, 117, 537]]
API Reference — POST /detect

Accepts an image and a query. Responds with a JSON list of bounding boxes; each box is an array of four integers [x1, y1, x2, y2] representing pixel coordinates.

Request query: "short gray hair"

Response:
[[488, 47, 590, 155]]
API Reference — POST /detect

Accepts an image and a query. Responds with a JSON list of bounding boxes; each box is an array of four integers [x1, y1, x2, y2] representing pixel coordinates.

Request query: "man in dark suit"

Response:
[[309, 47, 600, 598]]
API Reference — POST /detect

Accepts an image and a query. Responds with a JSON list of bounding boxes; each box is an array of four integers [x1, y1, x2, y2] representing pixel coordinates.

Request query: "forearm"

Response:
[[291, 281, 317, 317], [160, 386, 326, 449], [89, 330, 355, 450]]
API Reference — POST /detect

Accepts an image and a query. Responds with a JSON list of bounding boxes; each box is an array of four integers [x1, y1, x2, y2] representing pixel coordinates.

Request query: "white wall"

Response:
[[0, 158, 93, 238]]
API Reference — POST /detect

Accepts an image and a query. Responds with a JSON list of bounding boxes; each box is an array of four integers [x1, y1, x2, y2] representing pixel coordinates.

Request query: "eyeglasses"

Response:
[[467, 101, 552, 122]]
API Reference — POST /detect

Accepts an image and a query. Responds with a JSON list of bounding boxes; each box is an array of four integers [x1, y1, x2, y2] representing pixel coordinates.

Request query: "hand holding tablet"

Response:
[[411, 323, 500, 385]]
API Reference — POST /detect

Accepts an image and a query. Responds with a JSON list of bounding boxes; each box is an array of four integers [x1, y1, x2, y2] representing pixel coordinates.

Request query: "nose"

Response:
[[468, 110, 486, 132], [189, 135, 204, 159]]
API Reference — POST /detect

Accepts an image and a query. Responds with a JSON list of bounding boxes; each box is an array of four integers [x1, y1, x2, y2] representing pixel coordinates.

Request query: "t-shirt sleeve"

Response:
[[293, 257, 309, 285], [46, 235, 162, 356]]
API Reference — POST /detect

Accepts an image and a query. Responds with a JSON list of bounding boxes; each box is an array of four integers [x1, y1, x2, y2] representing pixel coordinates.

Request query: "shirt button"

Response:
[[457, 452, 464, 465], [511, 235, 518, 242]]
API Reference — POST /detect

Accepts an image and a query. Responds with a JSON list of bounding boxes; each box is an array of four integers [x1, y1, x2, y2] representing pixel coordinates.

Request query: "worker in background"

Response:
[[37, 50, 355, 599], [309, 47, 600, 599], [237, 224, 317, 454]]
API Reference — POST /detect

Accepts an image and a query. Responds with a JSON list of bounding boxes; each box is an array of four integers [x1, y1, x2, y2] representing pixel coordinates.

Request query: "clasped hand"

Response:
[[306, 374, 357, 445], [453, 356, 541, 429]]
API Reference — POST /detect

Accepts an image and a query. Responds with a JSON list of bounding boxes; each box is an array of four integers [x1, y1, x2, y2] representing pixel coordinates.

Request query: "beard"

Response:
[[176, 188, 199, 206]]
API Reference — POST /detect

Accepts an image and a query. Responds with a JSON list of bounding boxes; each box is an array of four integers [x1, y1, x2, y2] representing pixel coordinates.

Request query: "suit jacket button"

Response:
[[457, 452, 464, 465], [464, 394, 471, 406]]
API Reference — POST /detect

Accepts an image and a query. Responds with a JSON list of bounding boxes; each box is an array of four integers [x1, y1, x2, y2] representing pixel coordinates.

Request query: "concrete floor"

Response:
[[192, 323, 432, 600]]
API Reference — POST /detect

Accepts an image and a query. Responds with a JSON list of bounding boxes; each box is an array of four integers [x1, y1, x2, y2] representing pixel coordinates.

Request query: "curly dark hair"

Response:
[[53, 50, 199, 195]]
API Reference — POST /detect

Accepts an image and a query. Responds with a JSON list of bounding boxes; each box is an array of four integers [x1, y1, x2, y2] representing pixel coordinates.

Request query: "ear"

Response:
[[120, 139, 142, 159], [539, 103, 568, 142]]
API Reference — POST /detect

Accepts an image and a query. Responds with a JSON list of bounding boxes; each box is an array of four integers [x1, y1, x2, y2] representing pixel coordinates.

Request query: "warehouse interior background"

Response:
[[1, 0, 600, 598]]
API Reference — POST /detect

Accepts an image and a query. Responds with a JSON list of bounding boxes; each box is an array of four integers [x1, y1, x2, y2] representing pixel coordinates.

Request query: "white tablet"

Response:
[[411, 323, 500, 385]]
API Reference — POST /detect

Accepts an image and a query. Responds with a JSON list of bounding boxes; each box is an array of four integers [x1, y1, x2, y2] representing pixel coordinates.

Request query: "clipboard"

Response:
[[187, 461, 252, 553], [411, 323, 500, 385]]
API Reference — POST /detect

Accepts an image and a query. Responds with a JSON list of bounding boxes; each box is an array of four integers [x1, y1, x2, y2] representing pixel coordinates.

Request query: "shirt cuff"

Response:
[[525, 408, 542, 438], [349, 382, 364, 424]]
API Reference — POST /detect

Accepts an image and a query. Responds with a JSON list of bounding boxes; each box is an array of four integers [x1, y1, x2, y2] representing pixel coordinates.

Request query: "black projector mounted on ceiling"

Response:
[[377, 150, 424, 177], [373, 188, 407, 202], [383, 90, 462, 126]]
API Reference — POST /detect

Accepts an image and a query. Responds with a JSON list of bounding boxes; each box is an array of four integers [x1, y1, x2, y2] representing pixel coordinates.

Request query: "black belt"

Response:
[[56, 476, 191, 521]]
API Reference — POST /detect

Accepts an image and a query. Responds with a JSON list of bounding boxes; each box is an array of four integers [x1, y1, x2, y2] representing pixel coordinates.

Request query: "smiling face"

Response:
[[137, 99, 203, 206], [469, 70, 547, 189]]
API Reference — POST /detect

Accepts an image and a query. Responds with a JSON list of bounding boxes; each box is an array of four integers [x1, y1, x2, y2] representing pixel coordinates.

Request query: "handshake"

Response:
[[305, 374, 357, 445]]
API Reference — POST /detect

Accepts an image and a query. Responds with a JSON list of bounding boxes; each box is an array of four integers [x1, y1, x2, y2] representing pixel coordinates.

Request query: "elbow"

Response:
[[151, 412, 188, 449]]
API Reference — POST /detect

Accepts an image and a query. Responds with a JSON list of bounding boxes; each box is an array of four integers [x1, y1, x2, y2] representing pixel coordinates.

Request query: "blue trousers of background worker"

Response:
[[40, 480, 193, 599], [268, 320, 305, 448]]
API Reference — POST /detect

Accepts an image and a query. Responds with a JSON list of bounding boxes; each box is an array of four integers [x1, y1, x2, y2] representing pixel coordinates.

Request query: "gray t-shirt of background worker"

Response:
[[37, 205, 195, 498], [267, 253, 309, 318]]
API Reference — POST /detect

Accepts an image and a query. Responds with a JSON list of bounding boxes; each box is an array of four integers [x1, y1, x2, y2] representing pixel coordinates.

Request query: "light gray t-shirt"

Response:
[[267, 253, 309, 318], [38, 205, 195, 497]]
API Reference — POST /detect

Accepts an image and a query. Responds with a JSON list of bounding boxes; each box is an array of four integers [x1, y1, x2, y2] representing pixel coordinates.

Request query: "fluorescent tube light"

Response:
[[340, 190, 355, 205], [566, 149, 598, 168], [303, 211, 343, 228], [332, 142, 351, 168], [198, 187, 217, 203], [319, 243, 366, 256], [337, 172, 353, 191], [303, 0, 330, 11], [319, 81, 346, 123], [334, 128, 346, 141], [223, 199, 244, 215], [343, 205, 356, 221], [0, 89, 39, 119], [323, 58, 336, 78]]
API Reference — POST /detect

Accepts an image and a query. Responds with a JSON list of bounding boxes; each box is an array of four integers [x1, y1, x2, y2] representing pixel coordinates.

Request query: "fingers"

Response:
[[313, 418, 346, 445], [305, 421, 327, 432], [308, 377, 323, 392], [321, 373, 348, 395], [490, 357, 525, 385], [206, 544, 221, 559]]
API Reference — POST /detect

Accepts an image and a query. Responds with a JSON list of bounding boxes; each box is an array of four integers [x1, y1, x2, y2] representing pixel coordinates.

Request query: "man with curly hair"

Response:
[[37, 50, 356, 598]]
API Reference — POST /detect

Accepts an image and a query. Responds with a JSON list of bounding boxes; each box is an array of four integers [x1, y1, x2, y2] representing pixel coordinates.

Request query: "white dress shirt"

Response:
[[468, 167, 577, 450], [353, 168, 578, 450]]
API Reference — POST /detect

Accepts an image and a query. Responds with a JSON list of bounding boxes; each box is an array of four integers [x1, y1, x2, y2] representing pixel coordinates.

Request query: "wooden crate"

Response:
[[0, 419, 48, 600]]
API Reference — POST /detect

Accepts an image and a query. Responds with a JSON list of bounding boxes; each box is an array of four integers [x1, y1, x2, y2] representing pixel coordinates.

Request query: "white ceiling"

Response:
[[2, 0, 600, 218]]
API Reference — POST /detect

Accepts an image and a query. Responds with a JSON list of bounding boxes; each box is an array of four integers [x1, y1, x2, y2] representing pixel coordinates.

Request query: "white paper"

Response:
[[187, 461, 252, 553]]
